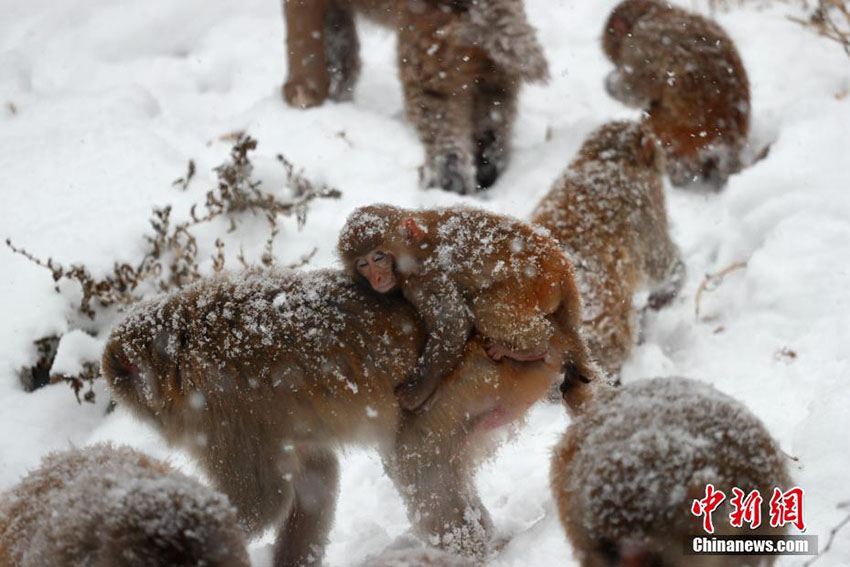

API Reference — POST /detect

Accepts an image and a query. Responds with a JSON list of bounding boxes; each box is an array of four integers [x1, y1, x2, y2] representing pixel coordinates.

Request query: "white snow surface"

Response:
[[2, 0, 849, 565]]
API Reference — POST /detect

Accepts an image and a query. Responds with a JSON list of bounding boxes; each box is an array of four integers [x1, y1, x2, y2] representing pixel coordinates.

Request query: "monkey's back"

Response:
[[104, 269, 423, 448], [533, 122, 676, 373], [624, 4, 750, 154], [551, 378, 790, 562], [0, 444, 247, 567], [423, 207, 571, 309]]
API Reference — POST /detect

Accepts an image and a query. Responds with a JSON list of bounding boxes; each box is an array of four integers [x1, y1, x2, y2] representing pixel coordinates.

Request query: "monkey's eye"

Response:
[[356, 259, 368, 271], [373, 252, 386, 262]]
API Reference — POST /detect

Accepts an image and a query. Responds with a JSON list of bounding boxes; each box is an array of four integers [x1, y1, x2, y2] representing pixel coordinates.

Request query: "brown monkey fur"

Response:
[[282, 0, 549, 194], [338, 205, 598, 410], [102, 269, 567, 566], [0, 443, 248, 567], [550, 377, 790, 567], [532, 121, 683, 377], [602, 0, 750, 189]]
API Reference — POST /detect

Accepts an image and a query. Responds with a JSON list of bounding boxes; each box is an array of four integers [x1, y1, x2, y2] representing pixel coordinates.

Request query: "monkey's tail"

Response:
[[450, 0, 550, 83]]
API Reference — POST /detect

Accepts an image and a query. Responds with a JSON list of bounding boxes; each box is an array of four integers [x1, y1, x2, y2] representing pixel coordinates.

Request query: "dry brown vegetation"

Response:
[[9, 135, 341, 401], [790, 0, 850, 57]]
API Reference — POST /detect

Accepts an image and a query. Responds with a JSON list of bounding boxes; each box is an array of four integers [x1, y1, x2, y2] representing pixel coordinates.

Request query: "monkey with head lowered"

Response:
[[0, 444, 249, 567], [282, 0, 549, 194], [551, 377, 791, 566], [102, 269, 567, 566], [602, 0, 750, 189], [338, 204, 598, 410], [533, 121, 683, 377]]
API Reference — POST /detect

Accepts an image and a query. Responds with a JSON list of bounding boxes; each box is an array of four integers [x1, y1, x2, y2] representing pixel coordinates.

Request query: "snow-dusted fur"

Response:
[[0, 444, 249, 567], [450, 0, 550, 83], [551, 378, 791, 566]]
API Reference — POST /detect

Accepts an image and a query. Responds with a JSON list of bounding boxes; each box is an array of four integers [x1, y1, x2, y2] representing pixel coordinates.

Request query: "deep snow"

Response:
[[1, 0, 849, 565]]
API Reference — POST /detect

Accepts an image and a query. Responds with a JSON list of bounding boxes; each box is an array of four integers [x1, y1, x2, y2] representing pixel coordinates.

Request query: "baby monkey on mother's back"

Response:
[[339, 205, 598, 410]]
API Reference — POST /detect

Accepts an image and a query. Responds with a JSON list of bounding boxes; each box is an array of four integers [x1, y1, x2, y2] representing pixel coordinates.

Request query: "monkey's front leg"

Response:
[[473, 70, 518, 189], [398, 9, 479, 194], [283, 0, 331, 108], [396, 282, 473, 410], [273, 447, 340, 567]]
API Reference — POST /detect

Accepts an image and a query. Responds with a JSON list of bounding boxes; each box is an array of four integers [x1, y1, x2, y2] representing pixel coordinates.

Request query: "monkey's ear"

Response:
[[399, 217, 426, 243]]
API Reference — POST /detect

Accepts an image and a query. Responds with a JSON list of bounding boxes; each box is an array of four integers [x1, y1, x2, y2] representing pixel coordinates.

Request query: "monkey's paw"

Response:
[[282, 79, 328, 109], [420, 153, 477, 195], [395, 378, 439, 413], [486, 343, 547, 362]]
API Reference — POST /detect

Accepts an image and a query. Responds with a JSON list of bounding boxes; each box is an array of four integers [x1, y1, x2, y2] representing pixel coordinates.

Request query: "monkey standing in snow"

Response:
[[102, 269, 561, 565], [551, 377, 791, 566], [533, 121, 683, 377], [282, 0, 549, 194], [602, 0, 751, 189], [0, 444, 249, 567]]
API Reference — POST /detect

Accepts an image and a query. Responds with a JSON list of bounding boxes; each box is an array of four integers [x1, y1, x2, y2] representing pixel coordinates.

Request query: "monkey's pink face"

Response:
[[355, 249, 398, 293]]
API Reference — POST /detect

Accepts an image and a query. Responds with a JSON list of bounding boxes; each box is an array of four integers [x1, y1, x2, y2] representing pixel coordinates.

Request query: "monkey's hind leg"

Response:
[[283, 0, 331, 108], [273, 447, 340, 567], [472, 68, 518, 189], [645, 233, 685, 311], [471, 287, 554, 359], [398, 9, 478, 194], [324, 0, 360, 101]]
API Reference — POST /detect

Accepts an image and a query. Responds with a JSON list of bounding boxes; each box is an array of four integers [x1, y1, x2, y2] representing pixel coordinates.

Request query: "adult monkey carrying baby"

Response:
[[103, 269, 574, 566], [281, 0, 549, 194]]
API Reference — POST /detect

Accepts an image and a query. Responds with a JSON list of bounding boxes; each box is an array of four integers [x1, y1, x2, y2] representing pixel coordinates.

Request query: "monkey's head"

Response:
[[576, 121, 662, 172], [602, 0, 663, 61], [102, 297, 192, 429], [338, 204, 427, 293], [98, 474, 250, 567]]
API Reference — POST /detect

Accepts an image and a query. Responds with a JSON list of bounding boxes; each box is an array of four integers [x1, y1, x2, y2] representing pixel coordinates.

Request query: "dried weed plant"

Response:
[[9, 135, 341, 401]]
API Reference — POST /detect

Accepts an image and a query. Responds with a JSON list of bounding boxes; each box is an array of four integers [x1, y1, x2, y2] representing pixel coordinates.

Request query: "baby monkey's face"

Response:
[[355, 249, 398, 293]]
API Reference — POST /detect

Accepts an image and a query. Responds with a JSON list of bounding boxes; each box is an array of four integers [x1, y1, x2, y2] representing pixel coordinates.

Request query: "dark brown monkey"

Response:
[[602, 0, 750, 189], [551, 377, 791, 567], [282, 0, 549, 193], [102, 269, 563, 566], [533, 121, 683, 377], [338, 205, 598, 410], [0, 444, 249, 567]]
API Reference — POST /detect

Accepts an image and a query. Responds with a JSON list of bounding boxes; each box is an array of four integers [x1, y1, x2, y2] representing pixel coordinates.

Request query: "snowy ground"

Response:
[[2, 0, 849, 565]]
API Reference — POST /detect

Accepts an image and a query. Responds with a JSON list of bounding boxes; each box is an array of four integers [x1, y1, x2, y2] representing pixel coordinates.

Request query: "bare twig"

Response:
[[172, 159, 196, 191], [801, 501, 850, 566], [789, 0, 850, 57], [8, 134, 340, 400], [694, 261, 748, 320]]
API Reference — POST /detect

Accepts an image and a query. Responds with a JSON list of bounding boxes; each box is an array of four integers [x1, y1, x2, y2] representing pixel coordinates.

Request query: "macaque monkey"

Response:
[[282, 0, 549, 194], [102, 269, 563, 566], [532, 121, 683, 377], [0, 444, 249, 567], [338, 205, 598, 410], [551, 377, 791, 567], [602, 0, 750, 189]]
